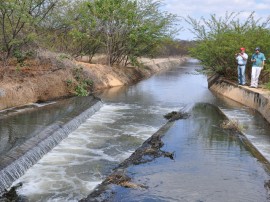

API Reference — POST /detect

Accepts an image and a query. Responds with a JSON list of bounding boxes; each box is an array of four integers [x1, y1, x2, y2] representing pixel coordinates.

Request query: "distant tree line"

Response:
[[0, 0, 189, 68], [186, 12, 270, 81], [156, 39, 195, 57]]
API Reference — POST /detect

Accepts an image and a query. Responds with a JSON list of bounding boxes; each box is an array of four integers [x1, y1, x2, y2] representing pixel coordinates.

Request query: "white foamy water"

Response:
[[12, 103, 176, 201], [220, 107, 270, 162]]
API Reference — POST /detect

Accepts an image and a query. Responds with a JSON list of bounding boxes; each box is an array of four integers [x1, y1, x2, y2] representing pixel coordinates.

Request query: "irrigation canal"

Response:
[[1, 59, 270, 201]]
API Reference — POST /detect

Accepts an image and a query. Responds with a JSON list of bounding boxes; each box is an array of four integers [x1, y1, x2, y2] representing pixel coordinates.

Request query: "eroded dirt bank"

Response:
[[0, 56, 187, 110], [208, 74, 270, 123]]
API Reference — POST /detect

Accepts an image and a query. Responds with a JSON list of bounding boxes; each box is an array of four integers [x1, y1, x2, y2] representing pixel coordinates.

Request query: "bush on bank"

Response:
[[186, 12, 270, 82]]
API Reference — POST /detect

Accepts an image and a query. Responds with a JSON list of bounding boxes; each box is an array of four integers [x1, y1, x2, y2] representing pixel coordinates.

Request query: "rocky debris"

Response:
[[0, 183, 26, 202], [164, 111, 190, 122], [220, 120, 243, 132], [163, 151, 175, 160], [105, 172, 147, 189]]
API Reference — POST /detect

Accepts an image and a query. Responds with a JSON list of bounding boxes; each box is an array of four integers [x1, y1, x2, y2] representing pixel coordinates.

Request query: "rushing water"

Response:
[[6, 59, 270, 201], [0, 97, 102, 194]]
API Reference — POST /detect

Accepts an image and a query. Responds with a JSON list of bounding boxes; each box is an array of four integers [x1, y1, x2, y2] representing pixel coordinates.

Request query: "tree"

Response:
[[68, 0, 104, 61], [186, 12, 270, 78], [84, 0, 178, 66], [0, 0, 57, 66]]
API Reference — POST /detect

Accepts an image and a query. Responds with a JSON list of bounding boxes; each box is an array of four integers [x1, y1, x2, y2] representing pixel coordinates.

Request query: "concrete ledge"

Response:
[[0, 97, 103, 195], [208, 76, 270, 123]]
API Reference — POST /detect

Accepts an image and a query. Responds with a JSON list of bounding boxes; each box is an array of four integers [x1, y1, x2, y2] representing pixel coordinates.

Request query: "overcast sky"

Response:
[[161, 0, 270, 40]]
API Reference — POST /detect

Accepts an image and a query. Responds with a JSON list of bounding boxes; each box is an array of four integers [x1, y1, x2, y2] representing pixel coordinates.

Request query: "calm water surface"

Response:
[[110, 103, 270, 202], [11, 59, 270, 201]]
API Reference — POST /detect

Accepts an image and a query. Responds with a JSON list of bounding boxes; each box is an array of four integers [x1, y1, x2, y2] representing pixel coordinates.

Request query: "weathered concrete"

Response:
[[0, 96, 102, 195], [208, 75, 270, 123]]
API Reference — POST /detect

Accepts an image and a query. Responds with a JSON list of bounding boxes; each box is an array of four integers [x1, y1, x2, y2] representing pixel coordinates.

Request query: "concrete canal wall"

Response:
[[0, 97, 102, 195], [208, 74, 270, 123]]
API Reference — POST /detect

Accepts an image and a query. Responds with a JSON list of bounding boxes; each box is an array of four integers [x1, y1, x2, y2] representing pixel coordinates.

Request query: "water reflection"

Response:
[[0, 97, 98, 156], [109, 103, 270, 202]]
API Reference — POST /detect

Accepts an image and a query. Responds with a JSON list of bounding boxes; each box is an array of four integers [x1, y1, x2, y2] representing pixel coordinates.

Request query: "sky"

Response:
[[161, 0, 270, 40]]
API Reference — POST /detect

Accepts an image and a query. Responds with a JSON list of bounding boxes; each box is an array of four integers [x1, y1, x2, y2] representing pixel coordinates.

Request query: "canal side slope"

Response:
[[208, 75, 270, 123], [0, 53, 187, 110]]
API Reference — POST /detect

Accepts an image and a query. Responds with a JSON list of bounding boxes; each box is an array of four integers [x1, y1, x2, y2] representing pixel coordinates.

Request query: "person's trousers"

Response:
[[238, 65, 246, 84], [251, 66, 262, 87]]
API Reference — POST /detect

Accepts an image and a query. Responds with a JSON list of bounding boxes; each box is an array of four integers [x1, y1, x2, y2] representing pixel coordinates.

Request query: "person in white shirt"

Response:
[[235, 47, 248, 85], [250, 47, 266, 88]]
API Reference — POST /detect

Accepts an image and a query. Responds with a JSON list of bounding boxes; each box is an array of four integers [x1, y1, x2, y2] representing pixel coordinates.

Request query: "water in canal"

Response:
[[10, 59, 270, 201]]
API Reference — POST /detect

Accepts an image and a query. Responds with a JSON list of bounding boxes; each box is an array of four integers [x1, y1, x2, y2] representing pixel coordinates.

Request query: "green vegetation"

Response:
[[72, 67, 93, 96], [3, 2, 270, 91], [265, 82, 270, 90], [0, 0, 58, 66], [65, 68, 93, 97], [186, 12, 270, 80], [0, 0, 183, 68], [13, 50, 35, 66]]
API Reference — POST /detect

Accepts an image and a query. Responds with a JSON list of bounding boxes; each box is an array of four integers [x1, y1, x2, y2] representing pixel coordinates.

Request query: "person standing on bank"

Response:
[[235, 47, 248, 85], [250, 47, 266, 88]]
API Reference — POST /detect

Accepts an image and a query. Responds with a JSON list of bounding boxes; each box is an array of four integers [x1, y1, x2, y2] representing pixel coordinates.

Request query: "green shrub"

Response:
[[186, 12, 270, 80], [13, 49, 36, 66], [75, 84, 88, 96], [72, 66, 94, 96]]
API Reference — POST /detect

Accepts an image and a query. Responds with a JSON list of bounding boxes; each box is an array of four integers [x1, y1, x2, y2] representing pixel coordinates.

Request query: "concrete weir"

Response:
[[208, 74, 270, 123], [0, 96, 102, 195], [80, 103, 270, 201]]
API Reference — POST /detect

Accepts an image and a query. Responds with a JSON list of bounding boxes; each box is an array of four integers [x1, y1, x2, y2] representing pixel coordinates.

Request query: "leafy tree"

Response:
[[84, 0, 178, 66], [0, 0, 57, 66], [67, 0, 104, 61], [35, 0, 73, 53], [0, 0, 180, 68], [186, 12, 270, 79]]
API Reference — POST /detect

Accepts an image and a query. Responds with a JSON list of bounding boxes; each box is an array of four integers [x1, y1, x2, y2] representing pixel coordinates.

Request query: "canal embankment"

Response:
[[208, 74, 270, 123], [0, 55, 188, 111]]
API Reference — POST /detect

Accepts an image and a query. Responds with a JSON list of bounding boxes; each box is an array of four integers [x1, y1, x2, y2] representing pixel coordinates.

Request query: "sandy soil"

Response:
[[0, 55, 187, 110]]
